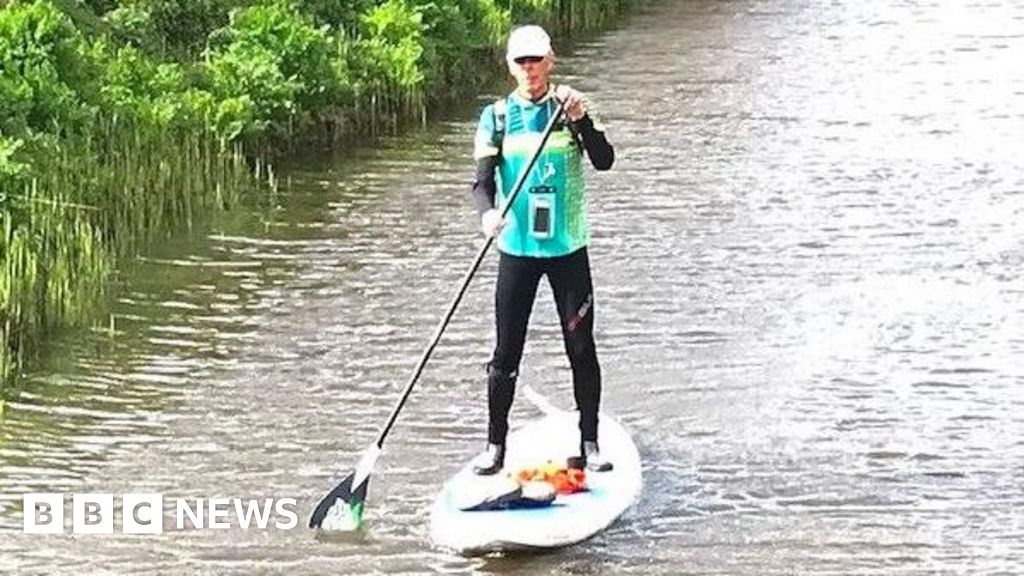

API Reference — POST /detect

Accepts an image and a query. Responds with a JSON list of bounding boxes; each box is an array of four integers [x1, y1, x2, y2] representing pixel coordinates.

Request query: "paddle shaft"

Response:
[[375, 97, 568, 448]]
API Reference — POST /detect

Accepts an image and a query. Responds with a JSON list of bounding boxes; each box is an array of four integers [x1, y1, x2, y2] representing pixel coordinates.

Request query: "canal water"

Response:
[[2, 0, 1023, 573]]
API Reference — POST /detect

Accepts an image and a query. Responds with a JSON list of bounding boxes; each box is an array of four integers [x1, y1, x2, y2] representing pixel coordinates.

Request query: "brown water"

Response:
[[3, 1, 1024, 573]]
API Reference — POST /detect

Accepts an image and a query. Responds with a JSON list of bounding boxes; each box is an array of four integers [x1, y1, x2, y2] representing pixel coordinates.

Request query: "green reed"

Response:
[[1, 119, 251, 387]]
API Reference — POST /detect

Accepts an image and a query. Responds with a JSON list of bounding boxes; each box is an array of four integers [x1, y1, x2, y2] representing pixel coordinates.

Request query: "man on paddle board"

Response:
[[469, 25, 615, 475]]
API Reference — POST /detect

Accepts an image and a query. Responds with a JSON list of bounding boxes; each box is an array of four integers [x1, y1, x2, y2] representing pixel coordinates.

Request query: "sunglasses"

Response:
[[513, 56, 545, 65]]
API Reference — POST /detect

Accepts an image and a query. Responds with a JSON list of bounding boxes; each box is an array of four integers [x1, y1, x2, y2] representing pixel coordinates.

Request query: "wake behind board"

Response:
[[429, 389, 642, 554]]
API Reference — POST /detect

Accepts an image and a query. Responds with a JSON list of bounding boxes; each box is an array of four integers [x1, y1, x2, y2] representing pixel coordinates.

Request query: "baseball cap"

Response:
[[506, 25, 552, 60]]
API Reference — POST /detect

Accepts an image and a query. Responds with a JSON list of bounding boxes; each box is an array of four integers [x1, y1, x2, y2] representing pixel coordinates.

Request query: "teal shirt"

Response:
[[474, 90, 592, 258]]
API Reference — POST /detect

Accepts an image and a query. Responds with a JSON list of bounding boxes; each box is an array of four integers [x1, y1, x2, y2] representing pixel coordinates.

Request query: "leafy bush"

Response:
[[294, 0, 376, 30], [0, 0, 99, 135], [97, 42, 194, 126], [411, 0, 509, 89], [117, 0, 241, 57], [350, 0, 425, 93], [204, 1, 335, 127], [0, 134, 28, 178]]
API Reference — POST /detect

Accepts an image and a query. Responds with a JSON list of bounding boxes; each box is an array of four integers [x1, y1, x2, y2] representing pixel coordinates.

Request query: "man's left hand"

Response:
[[555, 85, 586, 122]]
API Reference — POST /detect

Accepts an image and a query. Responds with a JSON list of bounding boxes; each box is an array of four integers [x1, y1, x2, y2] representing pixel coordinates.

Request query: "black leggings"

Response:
[[487, 247, 602, 445]]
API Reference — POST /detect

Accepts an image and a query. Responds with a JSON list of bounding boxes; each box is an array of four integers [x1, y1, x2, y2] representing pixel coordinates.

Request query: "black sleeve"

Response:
[[572, 114, 615, 171], [471, 155, 498, 216]]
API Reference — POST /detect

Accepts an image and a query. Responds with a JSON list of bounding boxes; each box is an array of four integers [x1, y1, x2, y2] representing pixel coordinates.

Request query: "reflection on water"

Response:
[[3, 0, 1024, 573]]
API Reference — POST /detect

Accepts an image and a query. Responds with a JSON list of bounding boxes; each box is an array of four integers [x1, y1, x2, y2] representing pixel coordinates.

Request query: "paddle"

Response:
[[310, 95, 570, 531]]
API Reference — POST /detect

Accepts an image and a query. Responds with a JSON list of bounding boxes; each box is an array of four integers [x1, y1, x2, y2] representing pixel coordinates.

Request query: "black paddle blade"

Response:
[[309, 472, 369, 530]]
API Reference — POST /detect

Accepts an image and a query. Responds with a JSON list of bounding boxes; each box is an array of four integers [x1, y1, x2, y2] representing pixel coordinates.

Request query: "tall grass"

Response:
[[1, 122, 251, 383]]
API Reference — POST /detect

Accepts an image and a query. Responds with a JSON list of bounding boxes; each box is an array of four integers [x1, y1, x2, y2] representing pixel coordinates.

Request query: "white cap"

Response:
[[506, 25, 552, 60]]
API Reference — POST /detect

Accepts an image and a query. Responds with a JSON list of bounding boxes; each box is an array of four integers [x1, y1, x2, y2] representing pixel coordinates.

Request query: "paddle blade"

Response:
[[309, 472, 370, 531], [309, 445, 380, 531]]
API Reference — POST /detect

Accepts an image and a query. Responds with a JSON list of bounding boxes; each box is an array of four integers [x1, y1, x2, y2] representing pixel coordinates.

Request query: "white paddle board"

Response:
[[429, 388, 642, 554]]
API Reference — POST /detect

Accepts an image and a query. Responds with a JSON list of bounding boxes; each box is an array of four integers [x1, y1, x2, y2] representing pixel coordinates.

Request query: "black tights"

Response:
[[487, 247, 602, 445]]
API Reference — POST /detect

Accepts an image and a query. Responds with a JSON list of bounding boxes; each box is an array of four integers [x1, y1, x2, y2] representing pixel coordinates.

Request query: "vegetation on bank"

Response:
[[0, 0, 634, 388]]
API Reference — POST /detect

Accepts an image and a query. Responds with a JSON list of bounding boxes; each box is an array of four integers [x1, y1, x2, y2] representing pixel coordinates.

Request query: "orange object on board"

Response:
[[514, 461, 587, 494]]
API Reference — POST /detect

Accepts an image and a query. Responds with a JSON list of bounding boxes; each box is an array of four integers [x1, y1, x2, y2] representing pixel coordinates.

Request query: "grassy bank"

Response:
[[0, 0, 637, 389]]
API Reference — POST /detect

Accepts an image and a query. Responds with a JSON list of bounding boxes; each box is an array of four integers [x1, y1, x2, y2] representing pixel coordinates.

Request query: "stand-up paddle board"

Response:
[[430, 388, 641, 554]]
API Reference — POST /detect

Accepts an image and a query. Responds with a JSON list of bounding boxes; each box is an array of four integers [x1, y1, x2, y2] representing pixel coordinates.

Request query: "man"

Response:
[[470, 24, 615, 475]]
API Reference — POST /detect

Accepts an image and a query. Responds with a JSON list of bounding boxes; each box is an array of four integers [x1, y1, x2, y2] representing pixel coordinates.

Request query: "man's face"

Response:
[[508, 54, 554, 96]]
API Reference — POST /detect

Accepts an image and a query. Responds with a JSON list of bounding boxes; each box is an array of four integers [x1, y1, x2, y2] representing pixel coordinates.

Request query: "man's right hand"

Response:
[[481, 209, 505, 238]]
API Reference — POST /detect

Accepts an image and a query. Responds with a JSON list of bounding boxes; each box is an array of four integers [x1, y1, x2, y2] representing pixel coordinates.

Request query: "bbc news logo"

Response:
[[23, 494, 299, 534]]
